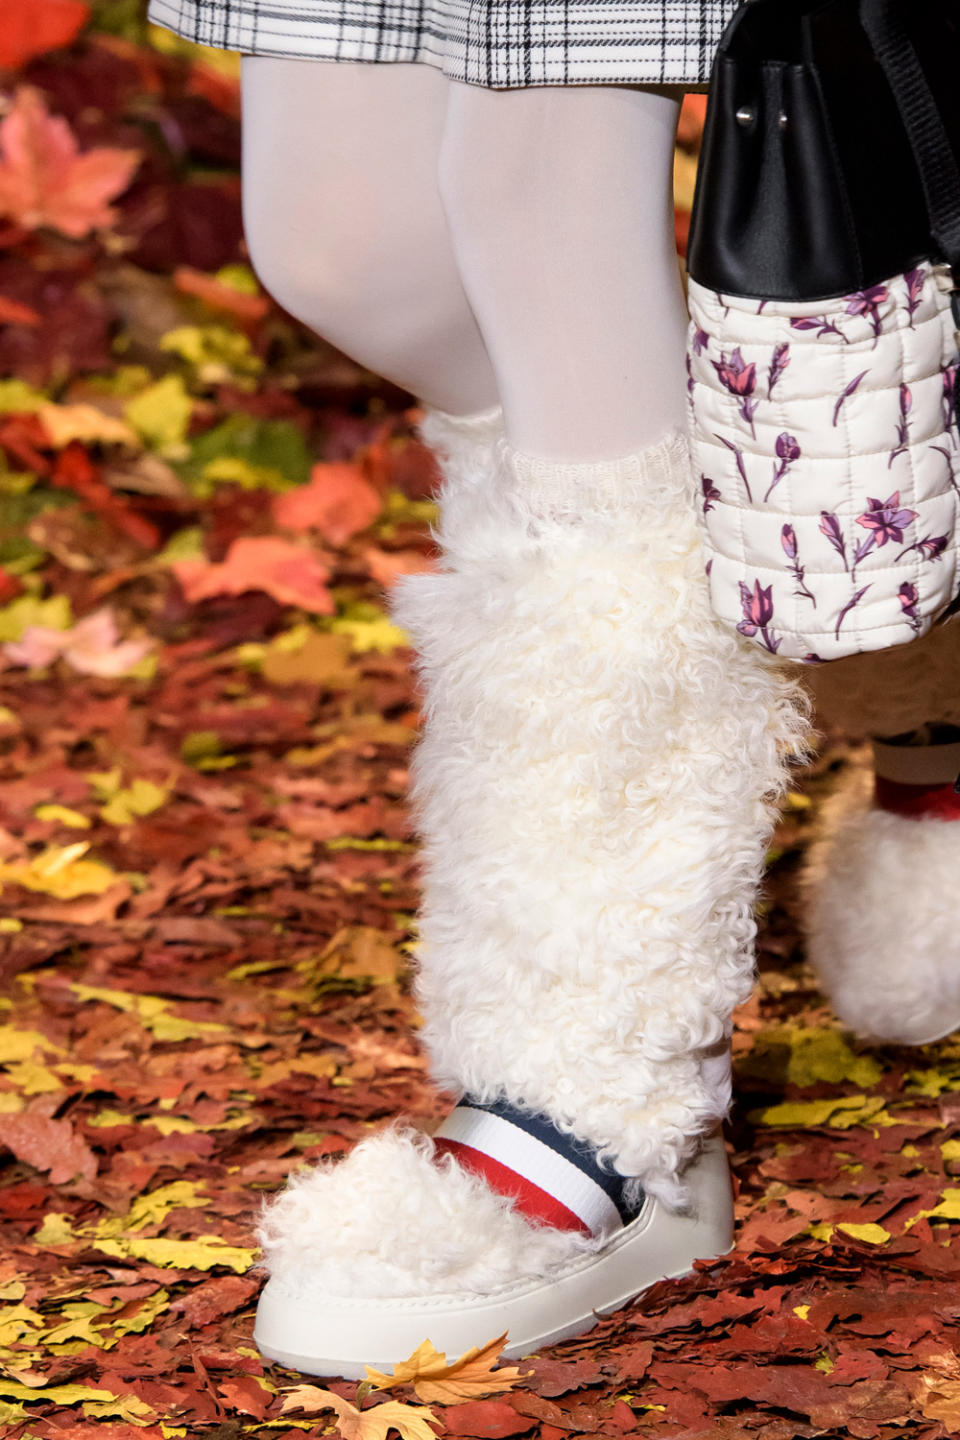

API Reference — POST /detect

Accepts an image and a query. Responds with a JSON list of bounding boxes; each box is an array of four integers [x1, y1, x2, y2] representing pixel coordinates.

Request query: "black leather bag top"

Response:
[[686, 0, 960, 301]]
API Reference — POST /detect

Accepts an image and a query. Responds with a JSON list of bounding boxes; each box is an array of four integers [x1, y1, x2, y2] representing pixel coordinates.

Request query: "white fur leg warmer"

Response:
[[389, 418, 810, 1206], [803, 760, 960, 1044]]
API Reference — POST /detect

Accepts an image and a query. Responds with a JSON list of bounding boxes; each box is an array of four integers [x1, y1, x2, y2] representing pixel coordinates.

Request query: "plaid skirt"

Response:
[[147, 1, 735, 87]]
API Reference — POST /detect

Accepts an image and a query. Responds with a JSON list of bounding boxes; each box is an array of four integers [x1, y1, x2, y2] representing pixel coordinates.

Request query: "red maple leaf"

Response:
[[0, 86, 140, 239]]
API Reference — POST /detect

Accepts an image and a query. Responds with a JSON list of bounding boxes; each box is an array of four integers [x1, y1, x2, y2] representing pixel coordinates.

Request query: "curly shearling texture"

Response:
[[392, 412, 810, 1207], [258, 1123, 601, 1298], [802, 760, 960, 1044], [804, 615, 960, 736], [258, 409, 808, 1296]]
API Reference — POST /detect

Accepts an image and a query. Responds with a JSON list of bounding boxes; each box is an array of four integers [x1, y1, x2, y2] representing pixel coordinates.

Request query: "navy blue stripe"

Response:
[[460, 1095, 643, 1225]]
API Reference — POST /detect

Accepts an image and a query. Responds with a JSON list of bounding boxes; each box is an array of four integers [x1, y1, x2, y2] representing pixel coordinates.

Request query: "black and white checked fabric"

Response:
[[147, 0, 736, 87]]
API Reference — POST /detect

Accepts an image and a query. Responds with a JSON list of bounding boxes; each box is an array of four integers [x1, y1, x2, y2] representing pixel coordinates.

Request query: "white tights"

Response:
[[240, 59, 686, 461]]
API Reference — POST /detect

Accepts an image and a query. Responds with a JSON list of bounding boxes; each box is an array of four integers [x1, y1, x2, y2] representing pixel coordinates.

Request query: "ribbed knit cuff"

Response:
[[498, 427, 692, 519]]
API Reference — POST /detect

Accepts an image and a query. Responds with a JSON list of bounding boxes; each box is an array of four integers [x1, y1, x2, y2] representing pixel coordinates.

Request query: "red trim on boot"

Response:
[[875, 774, 960, 820], [433, 1137, 591, 1233]]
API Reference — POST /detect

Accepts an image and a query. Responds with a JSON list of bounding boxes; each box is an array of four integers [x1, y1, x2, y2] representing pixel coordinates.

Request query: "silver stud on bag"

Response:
[[778, 111, 789, 130], [735, 106, 755, 127]]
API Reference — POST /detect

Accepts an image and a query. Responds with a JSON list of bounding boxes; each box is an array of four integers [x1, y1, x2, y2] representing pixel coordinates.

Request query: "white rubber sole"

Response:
[[254, 1134, 733, 1379]]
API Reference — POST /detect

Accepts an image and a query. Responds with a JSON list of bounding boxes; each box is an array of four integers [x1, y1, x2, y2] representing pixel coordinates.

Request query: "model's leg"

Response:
[[255, 78, 809, 1377], [803, 624, 960, 1044], [241, 56, 499, 416]]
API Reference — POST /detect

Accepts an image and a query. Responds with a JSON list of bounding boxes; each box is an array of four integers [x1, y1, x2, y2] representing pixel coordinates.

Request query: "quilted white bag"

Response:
[[686, 0, 960, 662]]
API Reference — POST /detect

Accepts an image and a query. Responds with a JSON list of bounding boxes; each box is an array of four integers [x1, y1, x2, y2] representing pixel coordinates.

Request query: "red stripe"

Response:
[[433, 1137, 590, 1234], [875, 775, 960, 820]]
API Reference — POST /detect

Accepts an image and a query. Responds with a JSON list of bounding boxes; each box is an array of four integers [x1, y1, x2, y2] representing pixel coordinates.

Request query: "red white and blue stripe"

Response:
[[432, 1096, 643, 1240]]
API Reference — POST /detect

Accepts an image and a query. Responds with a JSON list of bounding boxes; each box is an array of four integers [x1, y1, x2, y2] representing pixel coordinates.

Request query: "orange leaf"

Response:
[[172, 536, 335, 614], [273, 461, 383, 545], [0, 0, 90, 70], [0, 293, 40, 325], [174, 266, 269, 322], [0, 86, 140, 239], [362, 546, 436, 589], [366, 1333, 532, 1405]]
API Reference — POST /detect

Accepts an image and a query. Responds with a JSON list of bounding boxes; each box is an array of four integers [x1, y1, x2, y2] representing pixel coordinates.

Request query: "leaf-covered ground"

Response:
[[2, 9, 960, 1439]]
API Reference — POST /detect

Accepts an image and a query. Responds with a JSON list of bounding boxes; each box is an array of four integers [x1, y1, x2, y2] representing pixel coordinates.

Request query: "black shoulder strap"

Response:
[[860, 0, 960, 275]]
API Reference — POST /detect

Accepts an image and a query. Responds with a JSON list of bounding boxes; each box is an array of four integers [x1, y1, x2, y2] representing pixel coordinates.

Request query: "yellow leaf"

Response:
[[37, 403, 138, 449], [0, 1303, 44, 1346], [33, 1213, 75, 1246], [160, 324, 262, 382], [93, 1180, 210, 1236], [125, 374, 193, 451], [100, 777, 169, 826], [0, 1281, 25, 1301], [0, 1402, 26, 1425], [82, 1394, 156, 1423], [807, 1222, 835, 1242], [93, 1235, 257, 1273], [0, 379, 45, 413], [3, 1060, 63, 1095], [793, 1304, 811, 1321], [329, 609, 409, 654], [0, 1380, 120, 1403], [836, 1222, 890, 1245], [0, 593, 71, 644], [906, 1188, 960, 1228], [281, 1387, 439, 1440], [0, 1093, 23, 1113], [68, 983, 228, 1042], [0, 1026, 63, 1063], [33, 804, 91, 829], [0, 842, 116, 899], [750, 1095, 891, 1130], [366, 1332, 530, 1404]]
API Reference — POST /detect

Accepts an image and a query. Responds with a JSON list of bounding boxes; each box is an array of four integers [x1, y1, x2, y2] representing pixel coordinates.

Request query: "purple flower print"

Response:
[[782, 523, 816, 607], [701, 474, 722, 513], [905, 267, 925, 326], [686, 351, 695, 405], [853, 491, 918, 568], [819, 510, 849, 571], [715, 433, 753, 503], [768, 342, 790, 397], [835, 584, 872, 641], [692, 326, 710, 356], [845, 283, 889, 344], [896, 533, 948, 564], [737, 579, 781, 653], [888, 383, 912, 468], [712, 348, 759, 437], [932, 443, 960, 496], [764, 432, 802, 503], [833, 369, 869, 427], [899, 580, 922, 635], [790, 315, 848, 342]]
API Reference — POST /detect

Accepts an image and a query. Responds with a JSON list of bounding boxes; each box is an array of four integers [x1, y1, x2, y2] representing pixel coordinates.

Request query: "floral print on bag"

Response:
[[687, 260, 960, 661]]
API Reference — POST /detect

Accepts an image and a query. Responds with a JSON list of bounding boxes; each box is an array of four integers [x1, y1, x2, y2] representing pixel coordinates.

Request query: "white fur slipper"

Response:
[[253, 1123, 732, 1379], [804, 742, 960, 1044]]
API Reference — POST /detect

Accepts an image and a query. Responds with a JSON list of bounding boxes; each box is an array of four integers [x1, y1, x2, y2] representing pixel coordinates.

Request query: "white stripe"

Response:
[[434, 1107, 623, 1238]]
